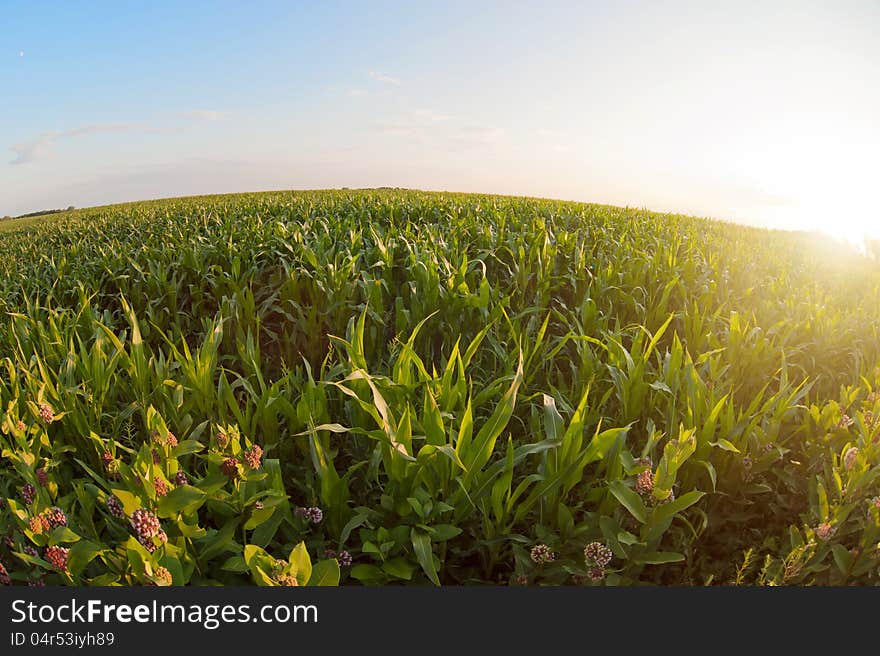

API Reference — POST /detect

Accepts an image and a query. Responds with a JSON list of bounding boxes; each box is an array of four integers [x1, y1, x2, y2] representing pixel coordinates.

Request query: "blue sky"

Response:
[[3, 1, 879, 239]]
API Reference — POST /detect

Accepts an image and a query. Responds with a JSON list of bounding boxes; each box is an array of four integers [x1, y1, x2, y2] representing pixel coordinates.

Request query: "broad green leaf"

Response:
[[308, 559, 341, 586], [650, 490, 706, 525], [110, 488, 142, 516], [608, 480, 647, 524], [67, 540, 104, 578], [349, 564, 384, 584], [157, 485, 207, 517], [411, 528, 440, 586], [289, 541, 313, 585], [710, 439, 740, 453], [637, 551, 685, 565], [382, 557, 417, 580]]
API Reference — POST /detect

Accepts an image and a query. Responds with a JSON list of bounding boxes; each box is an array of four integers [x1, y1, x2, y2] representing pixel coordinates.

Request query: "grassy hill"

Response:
[[1, 189, 879, 586]]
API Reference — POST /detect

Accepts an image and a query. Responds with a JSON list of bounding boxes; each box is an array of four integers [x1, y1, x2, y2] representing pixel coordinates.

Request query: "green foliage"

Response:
[[1, 188, 879, 586]]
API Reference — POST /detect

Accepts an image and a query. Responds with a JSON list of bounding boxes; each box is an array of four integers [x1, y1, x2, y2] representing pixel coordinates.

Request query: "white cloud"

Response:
[[8, 112, 225, 165], [456, 125, 505, 142], [19, 51, 24, 57], [10, 135, 52, 165], [10, 123, 142, 165], [413, 109, 451, 122], [65, 123, 142, 137], [373, 113, 505, 153], [178, 109, 225, 121], [375, 109, 453, 134], [347, 89, 366, 97], [368, 71, 402, 85], [444, 125, 505, 152]]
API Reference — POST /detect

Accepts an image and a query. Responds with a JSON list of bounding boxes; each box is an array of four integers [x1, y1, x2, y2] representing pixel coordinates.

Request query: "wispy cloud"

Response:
[[10, 136, 51, 165], [347, 89, 366, 97], [178, 109, 225, 121], [19, 51, 24, 58], [10, 123, 142, 165], [413, 109, 451, 122], [449, 125, 505, 150], [9, 111, 225, 165], [368, 70, 402, 85], [373, 111, 505, 152]]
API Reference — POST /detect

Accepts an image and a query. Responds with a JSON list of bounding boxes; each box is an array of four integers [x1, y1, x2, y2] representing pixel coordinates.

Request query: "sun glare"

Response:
[[750, 140, 876, 248]]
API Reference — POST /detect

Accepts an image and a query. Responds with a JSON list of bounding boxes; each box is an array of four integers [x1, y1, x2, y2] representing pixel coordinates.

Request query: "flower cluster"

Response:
[[295, 507, 323, 524], [244, 444, 263, 470], [153, 476, 169, 497], [635, 469, 654, 496], [838, 414, 854, 429], [35, 468, 49, 487], [139, 529, 168, 554], [325, 549, 353, 567], [583, 541, 613, 582], [44, 546, 68, 572], [843, 447, 859, 471], [28, 515, 51, 534], [107, 495, 125, 518], [151, 430, 178, 447], [39, 403, 54, 423], [529, 544, 555, 565], [153, 566, 173, 585], [131, 509, 160, 540], [815, 522, 836, 541], [0, 561, 10, 585], [584, 541, 613, 567], [221, 457, 239, 479], [21, 483, 36, 504], [45, 507, 68, 528], [215, 431, 229, 449], [101, 451, 120, 480], [174, 470, 189, 486]]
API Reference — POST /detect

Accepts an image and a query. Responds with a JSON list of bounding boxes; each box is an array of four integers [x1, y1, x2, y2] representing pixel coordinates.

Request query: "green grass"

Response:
[[1, 188, 879, 586]]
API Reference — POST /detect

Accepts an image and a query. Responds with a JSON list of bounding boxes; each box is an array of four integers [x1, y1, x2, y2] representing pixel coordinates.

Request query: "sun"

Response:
[[753, 145, 876, 248]]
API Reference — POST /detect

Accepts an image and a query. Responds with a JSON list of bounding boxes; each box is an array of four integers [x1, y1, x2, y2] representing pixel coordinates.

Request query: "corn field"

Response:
[[2, 189, 880, 586]]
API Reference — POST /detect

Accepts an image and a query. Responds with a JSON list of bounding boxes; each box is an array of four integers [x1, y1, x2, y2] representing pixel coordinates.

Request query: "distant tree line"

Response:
[[1, 206, 75, 221]]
